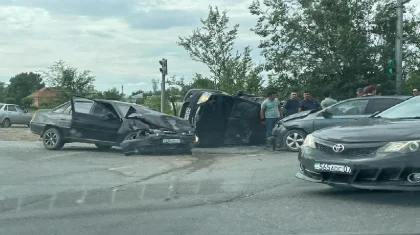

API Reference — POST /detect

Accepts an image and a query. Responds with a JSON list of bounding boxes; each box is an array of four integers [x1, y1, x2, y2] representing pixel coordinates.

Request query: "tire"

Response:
[[42, 127, 64, 150], [95, 144, 112, 150], [1, 118, 11, 128], [283, 129, 307, 152]]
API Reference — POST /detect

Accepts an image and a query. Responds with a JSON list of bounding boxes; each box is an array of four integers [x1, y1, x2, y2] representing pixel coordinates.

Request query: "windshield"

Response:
[[375, 96, 418, 118]]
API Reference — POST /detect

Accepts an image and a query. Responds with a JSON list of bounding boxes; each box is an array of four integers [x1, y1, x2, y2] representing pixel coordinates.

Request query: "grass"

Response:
[[26, 107, 38, 114]]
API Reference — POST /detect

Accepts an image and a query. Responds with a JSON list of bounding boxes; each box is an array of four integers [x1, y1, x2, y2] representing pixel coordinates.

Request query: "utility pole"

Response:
[[159, 58, 168, 113], [395, 0, 411, 94], [121, 85, 124, 98]]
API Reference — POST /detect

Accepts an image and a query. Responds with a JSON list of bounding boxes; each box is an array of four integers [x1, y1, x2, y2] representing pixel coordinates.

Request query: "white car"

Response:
[[0, 103, 33, 127]]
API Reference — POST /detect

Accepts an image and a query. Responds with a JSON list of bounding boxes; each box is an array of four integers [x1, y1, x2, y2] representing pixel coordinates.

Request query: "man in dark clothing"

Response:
[[356, 88, 364, 97], [283, 91, 300, 117], [299, 91, 320, 112]]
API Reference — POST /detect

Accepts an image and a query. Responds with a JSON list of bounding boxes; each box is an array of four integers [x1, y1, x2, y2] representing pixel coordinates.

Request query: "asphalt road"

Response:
[[1, 141, 420, 235]]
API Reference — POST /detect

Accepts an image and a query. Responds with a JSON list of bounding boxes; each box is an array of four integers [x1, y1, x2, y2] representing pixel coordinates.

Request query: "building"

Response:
[[27, 87, 58, 108]]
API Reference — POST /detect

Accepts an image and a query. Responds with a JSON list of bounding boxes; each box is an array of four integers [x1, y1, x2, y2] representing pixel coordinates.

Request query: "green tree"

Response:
[[6, 72, 44, 105], [143, 95, 171, 114], [21, 97, 34, 108], [0, 82, 6, 103], [41, 60, 96, 103], [177, 6, 262, 94], [249, 0, 420, 99], [101, 87, 122, 100]]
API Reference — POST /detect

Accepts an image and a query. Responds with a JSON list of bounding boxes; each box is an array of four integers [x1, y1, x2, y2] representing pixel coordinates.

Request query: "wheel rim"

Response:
[[45, 131, 58, 147], [285, 132, 304, 150], [4, 119, 10, 126]]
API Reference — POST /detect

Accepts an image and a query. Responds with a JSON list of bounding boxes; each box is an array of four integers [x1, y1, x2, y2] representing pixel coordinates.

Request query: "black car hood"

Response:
[[313, 118, 420, 143], [124, 106, 193, 132], [281, 110, 317, 122]]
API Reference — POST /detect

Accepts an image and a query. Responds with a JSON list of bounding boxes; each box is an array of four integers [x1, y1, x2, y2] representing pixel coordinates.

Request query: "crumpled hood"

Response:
[[313, 118, 420, 143], [125, 106, 193, 132]]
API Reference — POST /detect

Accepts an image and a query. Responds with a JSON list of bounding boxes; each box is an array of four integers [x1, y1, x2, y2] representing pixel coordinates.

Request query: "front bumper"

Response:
[[120, 134, 195, 156], [271, 123, 288, 149], [297, 145, 420, 191]]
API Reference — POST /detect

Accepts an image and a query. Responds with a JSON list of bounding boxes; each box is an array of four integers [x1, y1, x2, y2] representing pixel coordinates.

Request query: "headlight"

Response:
[[377, 140, 420, 154], [197, 92, 212, 104], [302, 134, 316, 149]]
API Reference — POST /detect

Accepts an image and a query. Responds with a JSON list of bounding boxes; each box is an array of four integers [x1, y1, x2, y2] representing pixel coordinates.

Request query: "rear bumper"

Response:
[[29, 122, 44, 136], [120, 134, 195, 156]]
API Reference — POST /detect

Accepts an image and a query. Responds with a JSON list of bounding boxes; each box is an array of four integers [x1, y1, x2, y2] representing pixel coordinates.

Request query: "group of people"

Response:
[[259, 90, 338, 140], [259, 84, 396, 142]]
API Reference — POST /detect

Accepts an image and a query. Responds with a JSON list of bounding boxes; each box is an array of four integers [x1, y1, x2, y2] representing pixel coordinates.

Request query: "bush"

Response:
[[4, 97, 15, 104], [21, 97, 34, 108]]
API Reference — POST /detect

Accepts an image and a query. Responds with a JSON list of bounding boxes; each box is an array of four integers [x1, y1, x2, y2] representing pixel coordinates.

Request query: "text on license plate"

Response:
[[314, 163, 352, 174], [163, 139, 181, 144]]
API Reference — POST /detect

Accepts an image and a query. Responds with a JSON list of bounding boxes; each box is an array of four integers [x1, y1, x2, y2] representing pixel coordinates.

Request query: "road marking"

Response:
[[139, 185, 146, 200], [39, 152, 81, 160], [76, 190, 87, 204], [108, 165, 135, 171], [49, 194, 57, 209]]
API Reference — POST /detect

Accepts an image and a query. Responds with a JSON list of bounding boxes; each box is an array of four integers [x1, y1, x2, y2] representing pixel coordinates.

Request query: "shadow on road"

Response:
[[308, 187, 420, 207]]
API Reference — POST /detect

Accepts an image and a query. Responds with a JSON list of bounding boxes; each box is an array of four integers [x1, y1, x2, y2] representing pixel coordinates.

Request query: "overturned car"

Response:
[[29, 96, 195, 155], [178, 89, 266, 147]]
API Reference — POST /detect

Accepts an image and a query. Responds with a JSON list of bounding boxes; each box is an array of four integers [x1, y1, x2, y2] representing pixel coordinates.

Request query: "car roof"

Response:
[[345, 95, 411, 101]]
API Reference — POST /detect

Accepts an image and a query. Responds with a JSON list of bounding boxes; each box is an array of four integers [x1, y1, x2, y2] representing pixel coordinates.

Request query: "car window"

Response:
[[74, 101, 94, 114], [90, 103, 113, 117], [52, 103, 70, 113], [15, 106, 25, 113], [378, 96, 420, 118], [0, 104, 3, 110], [63, 105, 72, 114], [326, 99, 369, 116], [7, 105, 17, 112], [366, 98, 403, 114]]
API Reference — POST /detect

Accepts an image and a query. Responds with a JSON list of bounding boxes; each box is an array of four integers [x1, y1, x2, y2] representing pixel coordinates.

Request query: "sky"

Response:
[[1, 0, 420, 96]]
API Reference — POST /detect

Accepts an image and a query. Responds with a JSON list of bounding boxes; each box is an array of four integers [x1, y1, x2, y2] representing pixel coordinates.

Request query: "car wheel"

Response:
[[42, 127, 64, 150], [1, 118, 11, 128], [95, 144, 112, 150], [283, 129, 307, 152]]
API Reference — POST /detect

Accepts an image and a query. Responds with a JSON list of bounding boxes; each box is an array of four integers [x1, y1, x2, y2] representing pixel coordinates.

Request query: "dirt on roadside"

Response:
[[0, 125, 41, 141]]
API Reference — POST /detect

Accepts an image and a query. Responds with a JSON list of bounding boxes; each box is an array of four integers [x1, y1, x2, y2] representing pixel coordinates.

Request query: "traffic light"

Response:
[[159, 58, 168, 75], [387, 59, 396, 74]]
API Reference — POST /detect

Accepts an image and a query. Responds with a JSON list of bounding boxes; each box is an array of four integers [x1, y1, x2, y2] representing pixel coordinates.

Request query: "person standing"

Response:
[[298, 91, 320, 112], [320, 91, 337, 109], [362, 85, 376, 96], [260, 91, 281, 142], [283, 91, 300, 117], [413, 88, 419, 96], [356, 88, 364, 97]]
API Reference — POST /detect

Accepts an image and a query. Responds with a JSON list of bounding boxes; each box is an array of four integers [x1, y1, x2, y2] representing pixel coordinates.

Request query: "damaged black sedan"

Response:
[[296, 96, 420, 191], [30, 97, 195, 155]]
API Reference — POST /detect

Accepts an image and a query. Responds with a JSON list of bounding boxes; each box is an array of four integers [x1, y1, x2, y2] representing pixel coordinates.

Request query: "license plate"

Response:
[[314, 163, 352, 174], [184, 107, 191, 120], [163, 139, 181, 144]]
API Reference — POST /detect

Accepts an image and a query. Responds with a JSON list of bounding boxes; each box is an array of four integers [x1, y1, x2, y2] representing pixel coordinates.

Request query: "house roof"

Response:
[[27, 87, 58, 98]]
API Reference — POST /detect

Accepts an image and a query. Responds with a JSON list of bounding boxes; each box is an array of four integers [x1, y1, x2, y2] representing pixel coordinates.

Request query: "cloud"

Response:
[[0, 0, 263, 95], [125, 82, 147, 86]]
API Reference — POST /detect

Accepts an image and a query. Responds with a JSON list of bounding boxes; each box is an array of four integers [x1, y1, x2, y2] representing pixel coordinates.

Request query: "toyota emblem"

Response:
[[332, 144, 345, 153]]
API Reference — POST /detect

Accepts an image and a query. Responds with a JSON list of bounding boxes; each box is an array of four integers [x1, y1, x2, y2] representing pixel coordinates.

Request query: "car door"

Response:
[[5, 105, 19, 124], [313, 99, 370, 131], [15, 106, 32, 124], [70, 97, 121, 143], [364, 98, 404, 115]]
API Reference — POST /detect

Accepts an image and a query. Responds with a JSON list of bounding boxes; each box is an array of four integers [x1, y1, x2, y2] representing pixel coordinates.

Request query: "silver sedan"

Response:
[[0, 103, 33, 127]]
